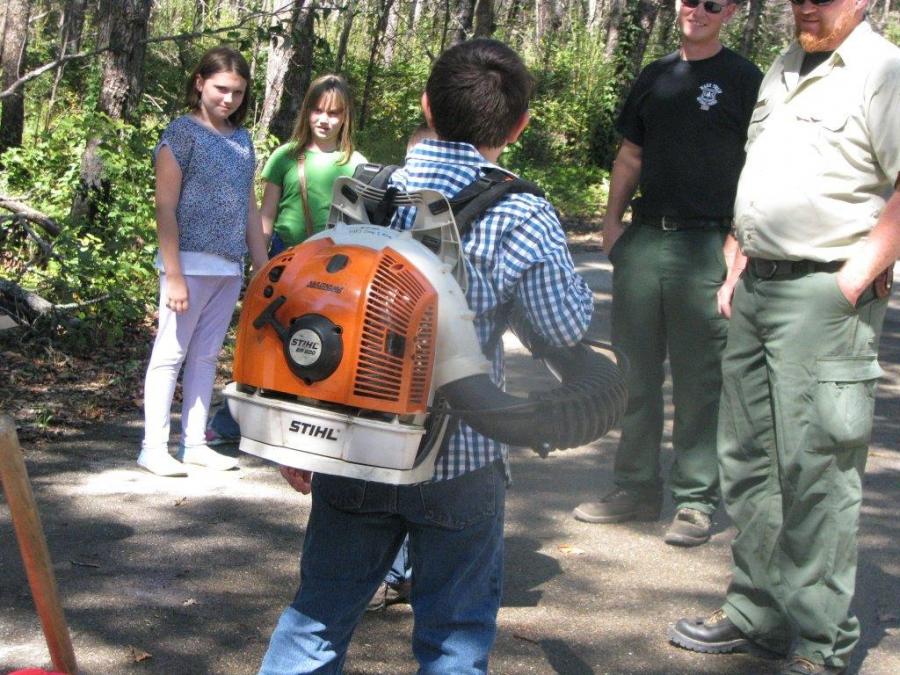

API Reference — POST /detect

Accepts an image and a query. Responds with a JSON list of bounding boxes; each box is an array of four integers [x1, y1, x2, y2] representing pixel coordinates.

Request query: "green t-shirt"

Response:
[[261, 143, 366, 246]]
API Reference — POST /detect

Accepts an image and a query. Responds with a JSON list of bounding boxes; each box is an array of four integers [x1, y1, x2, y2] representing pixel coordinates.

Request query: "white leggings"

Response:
[[142, 273, 242, 452]]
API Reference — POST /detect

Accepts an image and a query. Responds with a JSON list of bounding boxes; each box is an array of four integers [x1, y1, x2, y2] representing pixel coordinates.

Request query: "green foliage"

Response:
[[885, 15, 900, 46], [352, 57, 431, 165], [2, 112, 160, 349]]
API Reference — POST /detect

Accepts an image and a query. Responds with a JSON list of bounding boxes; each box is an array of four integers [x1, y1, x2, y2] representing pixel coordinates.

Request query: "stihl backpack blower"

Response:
[[224, 169, 627, 484]]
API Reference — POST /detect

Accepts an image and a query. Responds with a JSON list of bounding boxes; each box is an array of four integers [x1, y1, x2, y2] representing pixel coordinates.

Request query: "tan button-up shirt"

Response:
[[734, 22, 900, 262]]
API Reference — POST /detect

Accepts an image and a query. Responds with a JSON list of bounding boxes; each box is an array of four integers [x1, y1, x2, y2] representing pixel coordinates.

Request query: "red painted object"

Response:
[[9, 670, 67, 675]]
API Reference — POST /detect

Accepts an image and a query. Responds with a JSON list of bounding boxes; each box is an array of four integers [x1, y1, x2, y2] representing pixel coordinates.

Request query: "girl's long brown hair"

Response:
[[290, 74, 356, 165]]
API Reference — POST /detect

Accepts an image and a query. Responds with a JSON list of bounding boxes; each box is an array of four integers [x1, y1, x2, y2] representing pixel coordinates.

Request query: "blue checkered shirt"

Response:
[[390, 139, 593, 481]]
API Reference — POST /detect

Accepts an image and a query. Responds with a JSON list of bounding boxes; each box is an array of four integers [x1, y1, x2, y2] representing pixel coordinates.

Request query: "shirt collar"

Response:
[[406, 138, 497, 170], [784, 20, 873, 72], [832, 20, 874, 67]]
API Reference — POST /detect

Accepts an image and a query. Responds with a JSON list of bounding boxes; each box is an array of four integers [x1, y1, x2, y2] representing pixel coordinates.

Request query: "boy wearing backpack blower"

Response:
[[261, 38, 593, 674]]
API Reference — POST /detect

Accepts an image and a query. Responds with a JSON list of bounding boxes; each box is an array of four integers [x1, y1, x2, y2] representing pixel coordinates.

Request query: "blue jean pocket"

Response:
[[418, 461, 500, 531], [312, 473, 367, 510]]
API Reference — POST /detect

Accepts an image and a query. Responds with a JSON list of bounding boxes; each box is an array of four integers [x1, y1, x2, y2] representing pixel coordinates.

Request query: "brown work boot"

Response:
[[572, 487, 662, 523], [664, 508, 711, 547], [366, 580, 412, 612]]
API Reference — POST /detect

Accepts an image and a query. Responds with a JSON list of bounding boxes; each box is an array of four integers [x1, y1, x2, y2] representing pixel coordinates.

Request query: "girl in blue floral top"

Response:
[[137, 46, 267, 477]]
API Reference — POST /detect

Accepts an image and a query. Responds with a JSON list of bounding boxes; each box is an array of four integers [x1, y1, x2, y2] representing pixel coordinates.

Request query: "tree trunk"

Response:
[[334, 0, 358, 72], [536, 0, 564, 42], [97, 0, 152, 123], [473, 0, 494, 37], [47, 0, 88, 124], [604, 0, 625, 57], [452, 0, 476, 45], [257, 0, 316, 142], [593, 0, 659, 167], [359, 0, 395, 130], [382, 0, 401, 65], [0, 0, 30, 156], [622, 0, 658, 83], [408, 0, 420, 31], [505, 0, 522, 27], [738, 0, 765, 59], [70, 0, 152, 227], [655, 0, 676, 54]]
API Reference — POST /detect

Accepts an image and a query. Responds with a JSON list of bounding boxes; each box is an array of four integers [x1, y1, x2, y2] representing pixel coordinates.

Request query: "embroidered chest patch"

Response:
[[697, 83, 723, 110]]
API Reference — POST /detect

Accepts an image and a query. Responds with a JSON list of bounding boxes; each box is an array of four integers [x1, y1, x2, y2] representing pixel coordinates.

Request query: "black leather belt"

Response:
[[748, 258, 843, 279], [633, 214, 732, 231]]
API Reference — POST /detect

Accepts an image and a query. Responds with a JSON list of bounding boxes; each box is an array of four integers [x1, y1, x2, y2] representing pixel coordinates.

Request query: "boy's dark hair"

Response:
[[426, 39, 534, 149], [185, 46, 252, 126]]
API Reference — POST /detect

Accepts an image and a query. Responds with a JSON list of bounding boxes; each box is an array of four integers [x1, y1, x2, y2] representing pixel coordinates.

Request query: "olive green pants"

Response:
[[609, 225, 729, 512], [719, 269, 887, 668]]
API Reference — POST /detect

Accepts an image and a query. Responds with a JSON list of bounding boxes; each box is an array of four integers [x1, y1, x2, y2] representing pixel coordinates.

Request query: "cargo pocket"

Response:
[[312, 473, 367, 511], [811, 356, 882, 451]]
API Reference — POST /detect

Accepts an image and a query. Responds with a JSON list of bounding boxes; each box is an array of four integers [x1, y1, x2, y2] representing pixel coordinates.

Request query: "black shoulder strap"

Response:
[[352, 163, 401, 225], [449, 167, 545, 238], [447, 168, 545, 358], [352, 162, 400, 190], [352, 163, 545, 359]]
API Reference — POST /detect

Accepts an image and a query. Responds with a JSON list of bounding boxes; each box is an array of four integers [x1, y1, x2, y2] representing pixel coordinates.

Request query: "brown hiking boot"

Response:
[[366, 580, 412, 612], [664, 508, 711, 547], [572, 487, 662, 523]]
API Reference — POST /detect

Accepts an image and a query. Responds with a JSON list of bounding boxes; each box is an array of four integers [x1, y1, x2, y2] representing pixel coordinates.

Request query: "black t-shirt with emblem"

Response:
[[616, 47, 763, 219]]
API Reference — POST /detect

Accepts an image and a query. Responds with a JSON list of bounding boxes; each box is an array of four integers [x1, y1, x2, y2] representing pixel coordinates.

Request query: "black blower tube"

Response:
[[440, 328, 628, 452]]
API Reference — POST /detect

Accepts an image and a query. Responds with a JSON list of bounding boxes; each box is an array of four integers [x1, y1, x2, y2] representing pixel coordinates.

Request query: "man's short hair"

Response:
[[426, 38, 534, 149]]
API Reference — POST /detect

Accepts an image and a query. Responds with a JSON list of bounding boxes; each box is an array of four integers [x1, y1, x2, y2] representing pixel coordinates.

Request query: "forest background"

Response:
[[1, 0, 898, 439]]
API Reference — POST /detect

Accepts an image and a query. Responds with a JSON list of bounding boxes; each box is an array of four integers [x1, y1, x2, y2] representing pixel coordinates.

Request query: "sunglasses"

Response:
[[788, 0, 835, 5], [682, 0, 728, 13]]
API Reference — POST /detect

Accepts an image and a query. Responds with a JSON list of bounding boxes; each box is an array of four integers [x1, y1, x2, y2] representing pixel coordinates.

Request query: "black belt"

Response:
[[633, 214, 732, 231], [747, 258, 843, 280]]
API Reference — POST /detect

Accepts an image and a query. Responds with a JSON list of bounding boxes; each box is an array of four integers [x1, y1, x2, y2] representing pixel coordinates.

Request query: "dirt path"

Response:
[[2, 255, 898, 674]]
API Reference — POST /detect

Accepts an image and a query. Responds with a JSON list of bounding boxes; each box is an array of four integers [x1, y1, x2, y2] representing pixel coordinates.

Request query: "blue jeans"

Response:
[[385, 536, 412, 585], [259, 460, 506, 674]]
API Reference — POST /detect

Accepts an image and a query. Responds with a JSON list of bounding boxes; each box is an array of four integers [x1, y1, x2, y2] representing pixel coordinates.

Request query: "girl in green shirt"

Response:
[[207, 75, 365, 444], [261, 74, 366, 253]]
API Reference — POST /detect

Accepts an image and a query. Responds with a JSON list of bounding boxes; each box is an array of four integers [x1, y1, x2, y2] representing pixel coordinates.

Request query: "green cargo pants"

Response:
[[609, 224, 729, 512], [718, 268, 887, 668]]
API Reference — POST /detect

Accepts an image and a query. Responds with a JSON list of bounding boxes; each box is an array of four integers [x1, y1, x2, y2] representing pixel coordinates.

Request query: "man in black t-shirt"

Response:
[[573, 0, 762, 547]]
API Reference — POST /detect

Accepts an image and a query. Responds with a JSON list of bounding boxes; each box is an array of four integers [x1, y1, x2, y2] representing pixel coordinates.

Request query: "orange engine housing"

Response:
[[233, 237, 438, 415]]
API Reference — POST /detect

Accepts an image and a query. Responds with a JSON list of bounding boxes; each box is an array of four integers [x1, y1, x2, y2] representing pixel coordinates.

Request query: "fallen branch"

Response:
[[16, 219, 58, 261], [0, 278, 82, 330], [0, 196, 61, 237]]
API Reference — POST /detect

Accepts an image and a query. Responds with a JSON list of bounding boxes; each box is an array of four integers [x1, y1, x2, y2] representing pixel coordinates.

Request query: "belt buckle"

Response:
[[753, 258, 778, 279], [660, 216, 677, 232]]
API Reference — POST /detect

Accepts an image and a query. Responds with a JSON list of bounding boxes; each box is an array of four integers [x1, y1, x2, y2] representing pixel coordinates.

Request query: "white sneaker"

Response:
[[177, 444, 239, 471], [137, 449, 188, 477]]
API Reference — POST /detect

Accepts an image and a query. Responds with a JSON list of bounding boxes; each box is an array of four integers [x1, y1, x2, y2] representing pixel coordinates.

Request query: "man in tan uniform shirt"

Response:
[[668, 1, 900, 674]]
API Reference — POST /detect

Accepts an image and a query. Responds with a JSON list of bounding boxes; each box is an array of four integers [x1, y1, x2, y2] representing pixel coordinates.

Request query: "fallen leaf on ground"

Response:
[[174, 496, 188, 506], [557, 544, 586, 556], [69, 559, 101, 568], [128, 645, 152, 662], [183, 598, 197, 606]]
